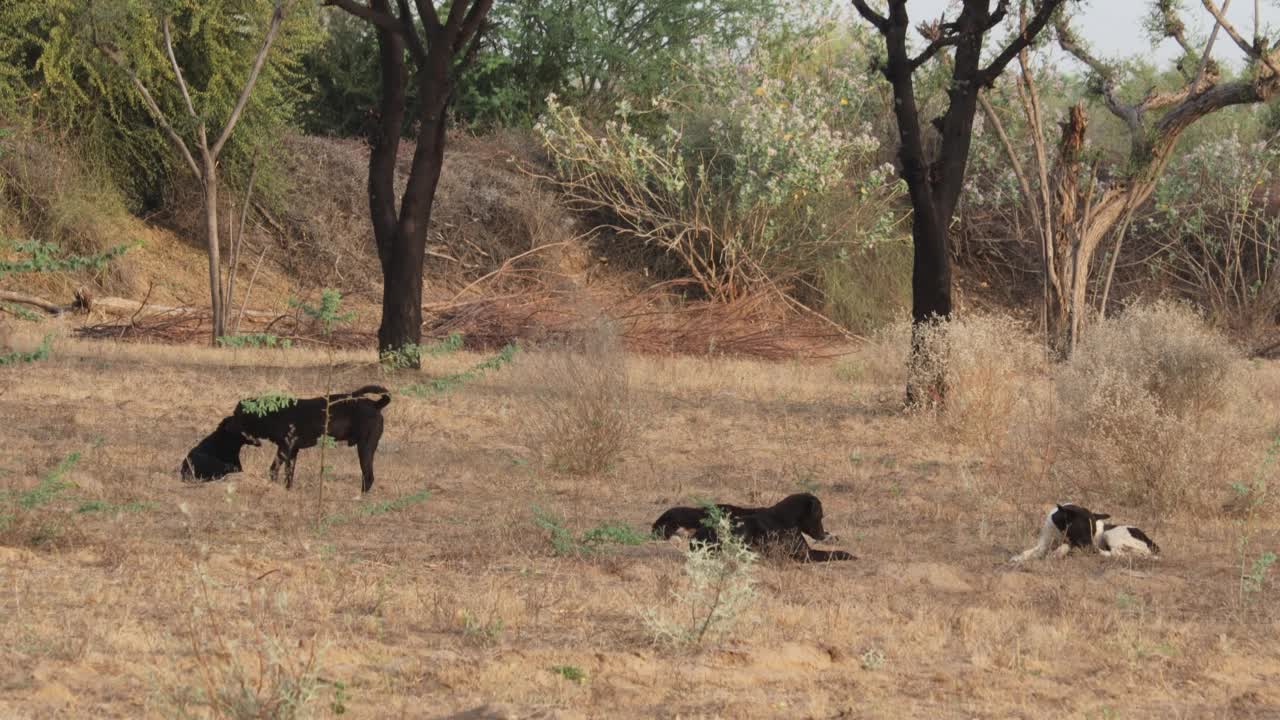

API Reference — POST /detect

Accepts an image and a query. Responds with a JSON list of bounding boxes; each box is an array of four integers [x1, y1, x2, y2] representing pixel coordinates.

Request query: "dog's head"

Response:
[[179, 417, 260, 482], [775, 493, 831, 541], [652, 507, 699, 539], [1050, 503, 1110, 547]]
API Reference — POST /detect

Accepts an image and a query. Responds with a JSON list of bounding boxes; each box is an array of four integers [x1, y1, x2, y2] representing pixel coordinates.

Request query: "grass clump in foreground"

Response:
[[159, 582, 322, 720], [642, 507, 758, 645]]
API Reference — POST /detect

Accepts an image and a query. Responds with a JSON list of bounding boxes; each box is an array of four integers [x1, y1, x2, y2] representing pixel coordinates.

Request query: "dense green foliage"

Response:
[[299, 0, 785, 133], [0, 0, 320, 209]]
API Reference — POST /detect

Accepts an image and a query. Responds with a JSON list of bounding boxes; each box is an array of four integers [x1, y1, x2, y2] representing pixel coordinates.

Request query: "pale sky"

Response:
[[895, 0, 1280, 69]]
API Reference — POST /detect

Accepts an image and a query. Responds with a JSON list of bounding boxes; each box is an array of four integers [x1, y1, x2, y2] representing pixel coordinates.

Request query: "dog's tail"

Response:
[[352, 385, 392, 408]]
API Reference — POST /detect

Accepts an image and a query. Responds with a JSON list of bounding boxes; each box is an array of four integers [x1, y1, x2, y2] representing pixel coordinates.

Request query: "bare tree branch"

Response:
[[979, 0, 1066, 86], [911, 20, 960, 71], [1056, 20, 1143, 133], [454, 0, 493, 54], [96, 43, 202, 178], [1201, 0, 1280, 77], [210, 3, 285, 158], [1195, 0, 1226, 85], [414, 0, 443, 33], [161, 18, 198, 121], [851, 0, 889, 33], [1201, 0, 1256, 57], [394, 0, 427, 63], [324, 0, 401, 33]]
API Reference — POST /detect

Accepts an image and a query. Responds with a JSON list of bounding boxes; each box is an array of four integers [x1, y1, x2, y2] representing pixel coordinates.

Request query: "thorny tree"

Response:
[[324, 0, 492, 360], [850, 0, 1069, 403], [1041, 0, 1280, 355], [96, 3, 287, 343]]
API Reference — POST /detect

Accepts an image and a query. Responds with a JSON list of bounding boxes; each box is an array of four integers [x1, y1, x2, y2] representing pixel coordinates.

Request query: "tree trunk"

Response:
[[203, 154, 225, 341], [376, 54, 451, 354]]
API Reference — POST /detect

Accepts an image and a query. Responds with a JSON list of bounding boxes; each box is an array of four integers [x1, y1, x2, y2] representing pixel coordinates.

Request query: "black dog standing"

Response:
[[180, 385, 391, 493]]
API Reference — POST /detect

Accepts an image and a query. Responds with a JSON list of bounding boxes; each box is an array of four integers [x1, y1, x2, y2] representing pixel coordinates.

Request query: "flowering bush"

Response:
[[1143, 134, 1280, 335], [535, 16, 905, 305]]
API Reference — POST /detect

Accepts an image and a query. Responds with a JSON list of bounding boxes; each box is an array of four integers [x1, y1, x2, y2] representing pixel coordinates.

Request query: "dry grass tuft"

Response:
[[519, 319, 638, 475], [1053, 301, 1247, 509], [0, 127, 139, 294], [156, 578, 323, 719], [913, 314, 1048, 449]]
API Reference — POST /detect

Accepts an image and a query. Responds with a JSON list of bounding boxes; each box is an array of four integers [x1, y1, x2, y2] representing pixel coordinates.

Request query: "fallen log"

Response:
[[0, 290, 73, 315], [85, 296, 281, 322]]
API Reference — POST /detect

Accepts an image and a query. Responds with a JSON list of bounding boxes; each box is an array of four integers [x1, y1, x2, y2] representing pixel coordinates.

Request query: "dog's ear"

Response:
[[1093, 513, 1111, 521]]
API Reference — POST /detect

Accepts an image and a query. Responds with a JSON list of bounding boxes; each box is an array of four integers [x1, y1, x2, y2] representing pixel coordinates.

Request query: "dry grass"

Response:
[[1, 320, 1279, 718], [518, 319, 638, 476], [1054, 301, 1251, 510]]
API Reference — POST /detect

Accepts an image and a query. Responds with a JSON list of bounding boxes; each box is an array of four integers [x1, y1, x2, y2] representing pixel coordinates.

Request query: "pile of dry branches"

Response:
[[423, 283, 851, 360]]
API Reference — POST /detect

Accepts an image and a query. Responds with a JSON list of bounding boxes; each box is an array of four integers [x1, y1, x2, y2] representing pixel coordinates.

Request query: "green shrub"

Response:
[[641, 508, 758, 645], [534, 18, 904, 309]]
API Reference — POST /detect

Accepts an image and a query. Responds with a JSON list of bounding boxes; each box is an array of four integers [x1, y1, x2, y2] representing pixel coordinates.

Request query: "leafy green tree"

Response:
[[299, 0, 783, 134], [87, 0, 320, 341], [0, 0, 318, 210], [457, 0, 781, 125]]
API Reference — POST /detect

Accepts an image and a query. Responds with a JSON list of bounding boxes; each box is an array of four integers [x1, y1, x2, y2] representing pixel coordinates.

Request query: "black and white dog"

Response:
[[1011, 502, 1159, 562]]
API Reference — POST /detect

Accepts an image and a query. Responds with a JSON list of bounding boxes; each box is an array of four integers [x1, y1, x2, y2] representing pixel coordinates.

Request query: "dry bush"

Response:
[[158, 580, 323, 720], [519, 319, 638, 475], [911, 314, 1047, 450], [1054, 301, 1248, 509], [0, 127, 137, 292], [269, 131, 573, 293]]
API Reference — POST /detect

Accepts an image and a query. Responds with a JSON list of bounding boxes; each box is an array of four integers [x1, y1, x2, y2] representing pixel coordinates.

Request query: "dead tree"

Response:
[[851, 0, 1069, 403], [97, 5, 285, 343], [324, 0, 493, 360]]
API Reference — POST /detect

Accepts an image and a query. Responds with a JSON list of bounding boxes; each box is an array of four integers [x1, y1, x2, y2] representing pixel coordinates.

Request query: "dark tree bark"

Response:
[[852, 0, 1067, 403], [327, 0, 493, 359]]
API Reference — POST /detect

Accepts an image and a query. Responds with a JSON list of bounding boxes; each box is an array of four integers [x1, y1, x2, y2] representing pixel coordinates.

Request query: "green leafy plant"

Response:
[[76, 499, 150, 514], [16, 450, 81, 511], [238, 392, 298, 417], [379, 332, 464, 371], [1235, 435, 1279, 612], [0, 334, 52, 366], [641, 507, 758, 644], [1243, 552, 1277, 594], [0, 238, 136, 276], [291, 288, 355, 335], [550, 665, 586, 683], [321, 489, 431, 527], [399, 342, 519, 397], [328, 680, 349, 716], [532, 507, 648, 557], [1, 302, 40, 321]]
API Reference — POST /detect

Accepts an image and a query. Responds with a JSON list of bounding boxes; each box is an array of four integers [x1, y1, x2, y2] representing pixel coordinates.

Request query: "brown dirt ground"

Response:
[[0, 326, 1278, 719]]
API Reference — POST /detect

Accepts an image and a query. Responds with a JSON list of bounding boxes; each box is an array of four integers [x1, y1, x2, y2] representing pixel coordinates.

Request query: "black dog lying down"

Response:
[[653, 493, 854, 563], [180, 385, 391, 493]]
